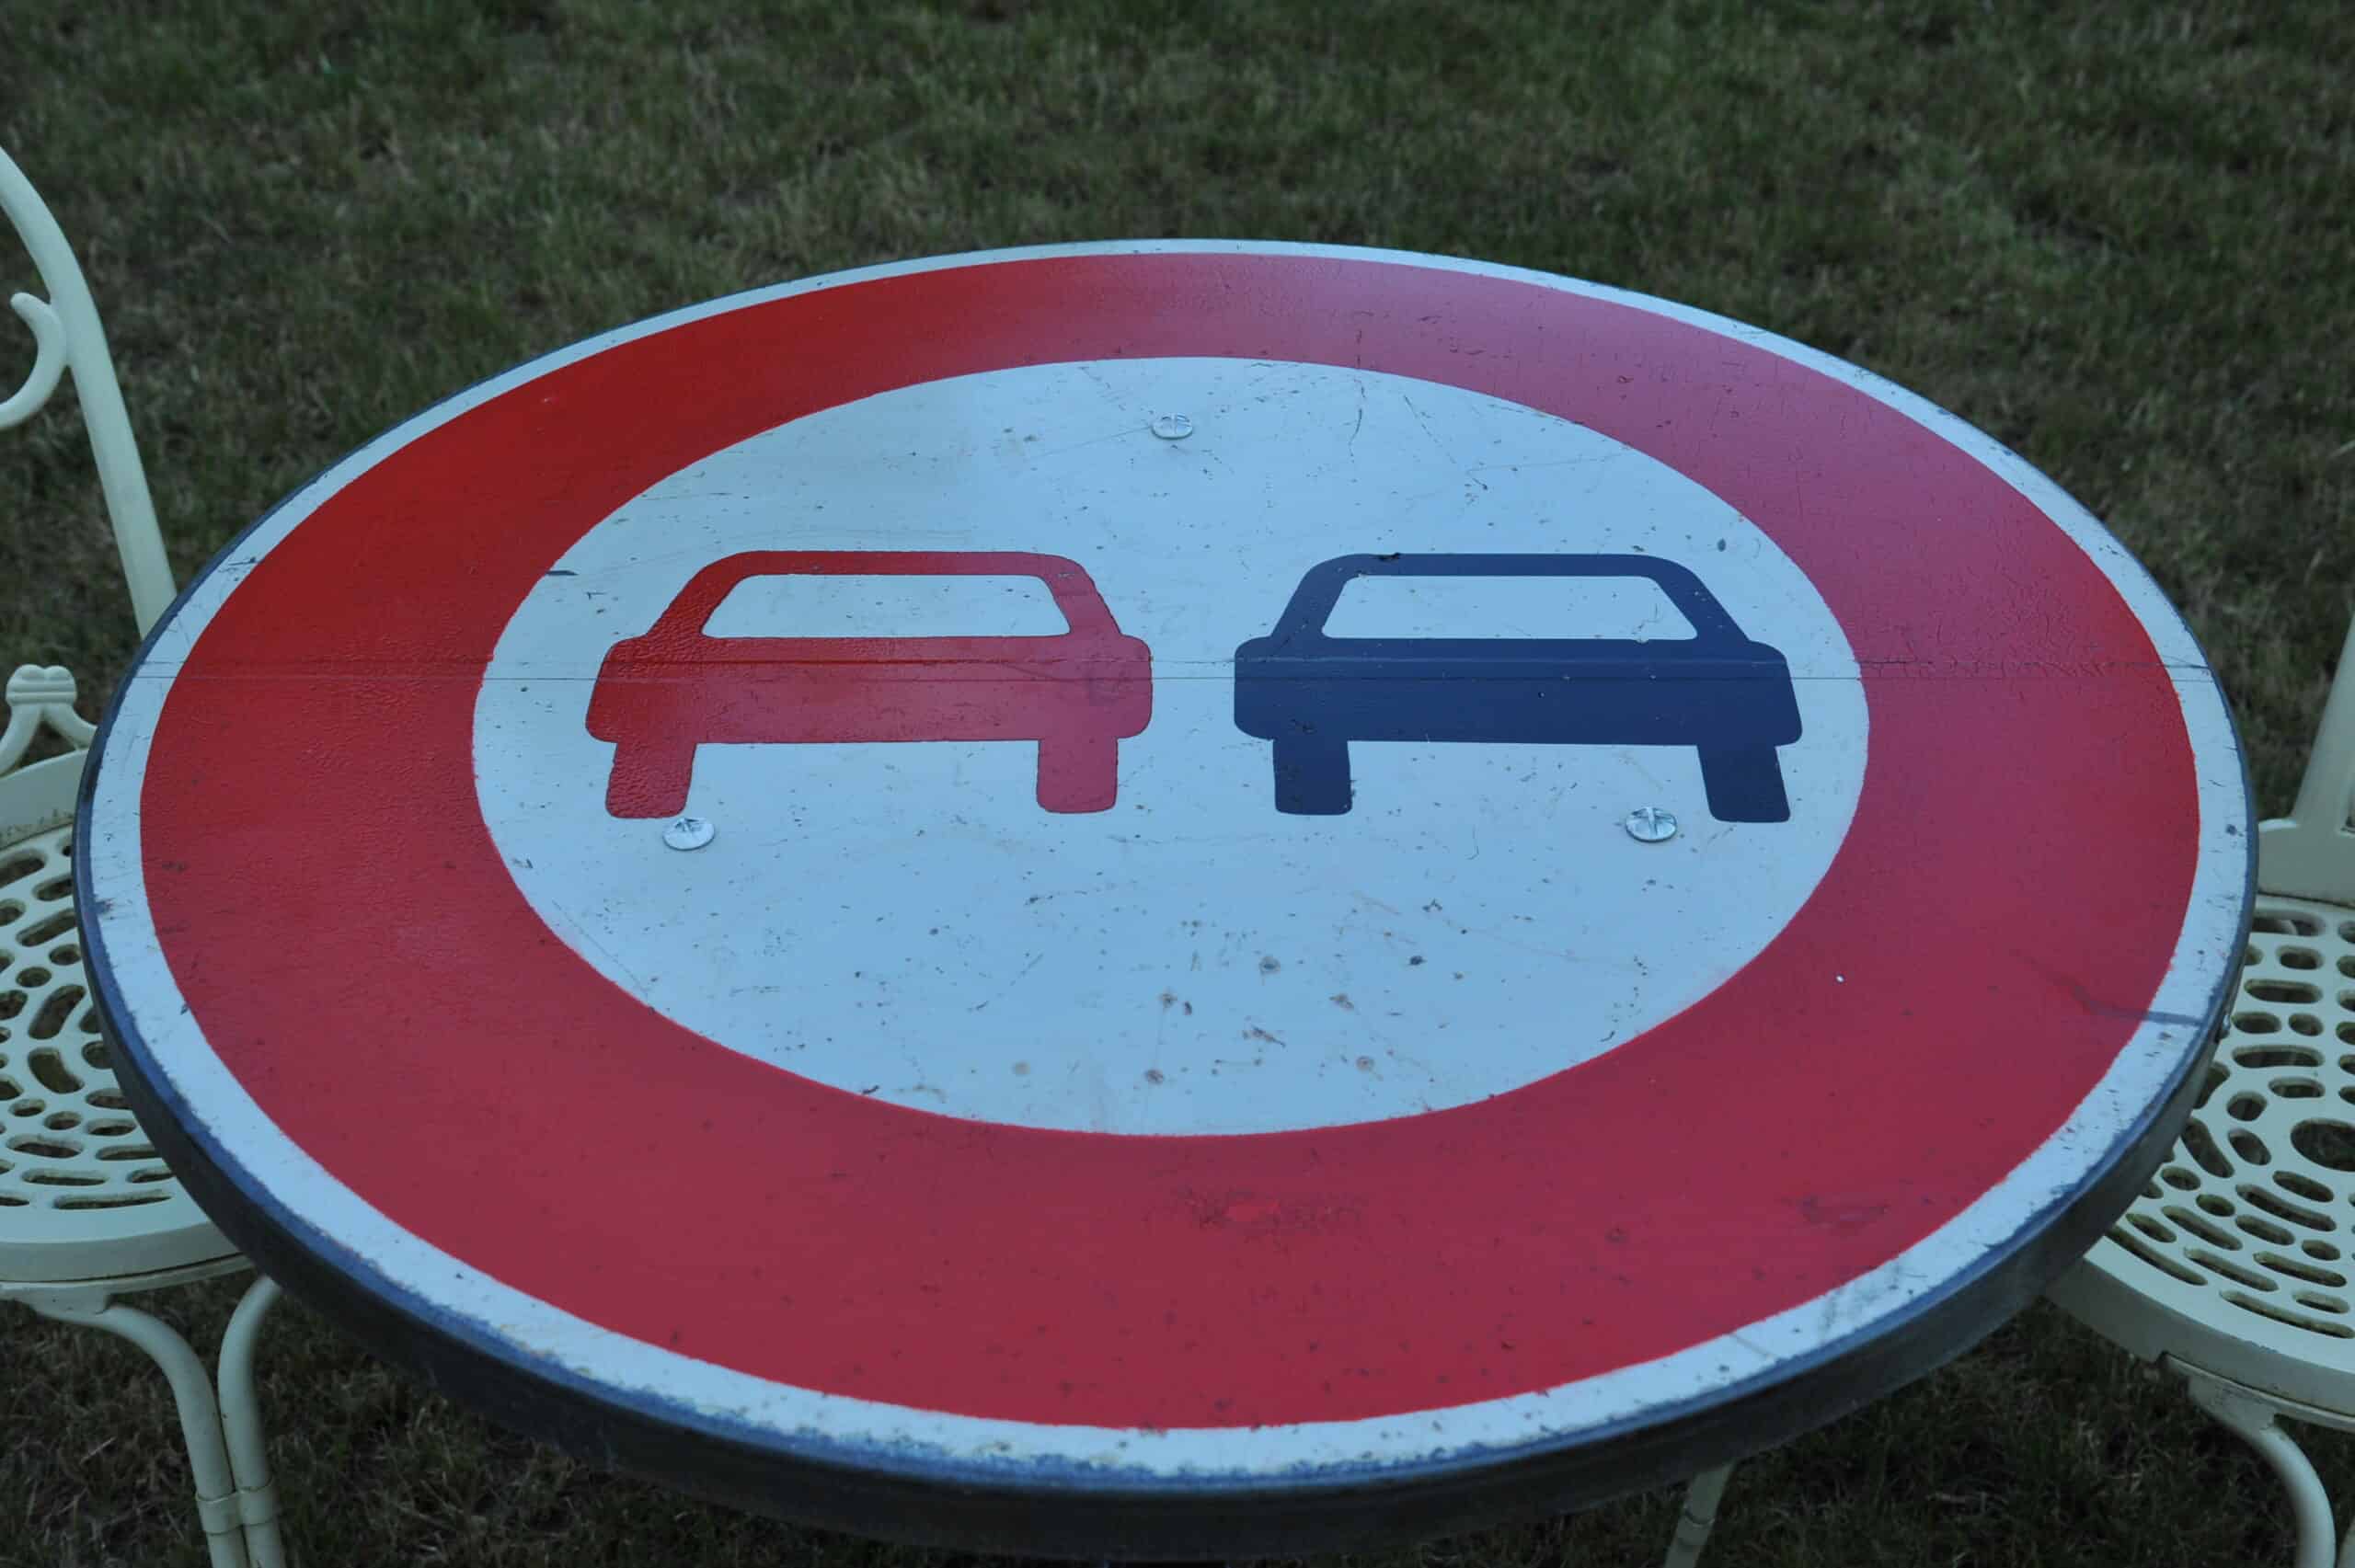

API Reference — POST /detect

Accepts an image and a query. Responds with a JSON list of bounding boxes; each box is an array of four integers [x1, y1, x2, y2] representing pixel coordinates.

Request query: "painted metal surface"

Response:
[[73, 243, 2250, 1551], [477, 355, 1869, 1137], [2044, 613, 2355, 1566], [586, 549, 1151, 818], [0, 668, 230, 1282], [2257, 616, 2355, 900], [1, 147, 174, 635], [2048, 889, 2355, 1498], [1231, 553, 1802, 819]]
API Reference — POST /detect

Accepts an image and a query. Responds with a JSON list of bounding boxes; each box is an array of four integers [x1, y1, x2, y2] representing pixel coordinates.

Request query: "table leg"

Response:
[[1662, 1462, 1735, 1568]]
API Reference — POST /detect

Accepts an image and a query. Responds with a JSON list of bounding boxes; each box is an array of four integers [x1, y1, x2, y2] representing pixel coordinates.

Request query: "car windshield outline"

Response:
[[1233, 552, 1802, 820], [587, 549, 1151, 818]]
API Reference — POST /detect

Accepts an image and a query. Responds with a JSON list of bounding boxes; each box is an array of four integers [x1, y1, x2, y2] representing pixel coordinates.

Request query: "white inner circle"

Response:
[[475, 358, 1867, 1134]]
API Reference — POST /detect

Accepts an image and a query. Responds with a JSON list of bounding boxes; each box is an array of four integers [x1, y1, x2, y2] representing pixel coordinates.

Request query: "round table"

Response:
[[76, 243, 2252, 1558]]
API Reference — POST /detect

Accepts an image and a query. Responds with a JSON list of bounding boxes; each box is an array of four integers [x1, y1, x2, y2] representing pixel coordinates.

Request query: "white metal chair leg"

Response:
[[2183, 1368, 2335, 1568], [219, 1276, 287, 1568], [1661, 1461, 1735, 1568], [26, 1294, 252, 1568]]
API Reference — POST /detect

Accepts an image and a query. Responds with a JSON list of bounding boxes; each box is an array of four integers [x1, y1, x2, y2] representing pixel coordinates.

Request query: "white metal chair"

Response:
[[3, 145, 289, 1568], [2051, 614, 2355, 1568]]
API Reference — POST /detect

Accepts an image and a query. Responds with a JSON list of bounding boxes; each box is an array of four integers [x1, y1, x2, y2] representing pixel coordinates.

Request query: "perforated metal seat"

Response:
[[1, 671, 238, 1281], [2051, 618, 2355, 1568], [4, 146, 287, 1568]]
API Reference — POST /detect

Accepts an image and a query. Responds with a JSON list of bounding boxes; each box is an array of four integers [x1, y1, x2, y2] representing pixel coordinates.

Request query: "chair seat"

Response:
[[2, 753, 237, 1284], [2050, 889, 2355, 1413]]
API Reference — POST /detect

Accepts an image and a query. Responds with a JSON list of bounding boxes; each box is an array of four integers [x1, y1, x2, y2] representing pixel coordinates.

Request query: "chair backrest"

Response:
[[1, 144, 172, 636], [2260, 615, 2355, 904], [0, 665, 92, 844]]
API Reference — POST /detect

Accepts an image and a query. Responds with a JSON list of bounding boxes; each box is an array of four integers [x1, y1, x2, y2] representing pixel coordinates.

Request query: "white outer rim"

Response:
[[79, 240, 2249, 1484]]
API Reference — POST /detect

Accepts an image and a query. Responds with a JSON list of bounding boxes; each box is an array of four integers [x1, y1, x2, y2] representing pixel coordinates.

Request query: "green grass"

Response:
[[4, 0, 2351, 1562]]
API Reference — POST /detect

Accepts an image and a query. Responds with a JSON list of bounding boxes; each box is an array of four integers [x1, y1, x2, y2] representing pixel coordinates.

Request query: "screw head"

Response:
[[1624, 807, 1679, 843], [1149, 413, 1194, 441], [662, 816, 716, 852]]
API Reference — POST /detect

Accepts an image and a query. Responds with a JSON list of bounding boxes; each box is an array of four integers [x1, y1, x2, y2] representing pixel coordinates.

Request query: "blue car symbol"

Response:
[[1233, 554, 1802, 821]]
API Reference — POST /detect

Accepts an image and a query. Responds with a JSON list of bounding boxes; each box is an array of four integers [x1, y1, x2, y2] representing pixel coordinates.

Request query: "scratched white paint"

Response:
[[1321, 572, 1700, 640], [472, 359, 1868, 1134], [704, 573, 1069, 638], [81, 242, 2248, 1483]]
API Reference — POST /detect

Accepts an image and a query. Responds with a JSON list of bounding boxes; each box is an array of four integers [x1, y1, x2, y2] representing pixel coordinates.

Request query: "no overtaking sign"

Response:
[[78, 244, 2248, 1553]]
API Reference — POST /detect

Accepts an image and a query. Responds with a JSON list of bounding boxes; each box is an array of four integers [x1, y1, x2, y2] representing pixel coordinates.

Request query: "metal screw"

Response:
[[1149, 413, 1194, 441], [1624, 807, 1679, 843], [662, 816, 716, 852]]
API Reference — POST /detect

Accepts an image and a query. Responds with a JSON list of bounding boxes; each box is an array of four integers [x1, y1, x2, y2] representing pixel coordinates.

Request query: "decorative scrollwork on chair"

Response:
[[1, 289, 68, 429], [1, 143, 289, 1568], [0, 149, 174, 635]]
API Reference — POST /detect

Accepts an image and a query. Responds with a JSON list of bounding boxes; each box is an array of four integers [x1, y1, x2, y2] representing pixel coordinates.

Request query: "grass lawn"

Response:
[[4, 1, 2351, 1563]]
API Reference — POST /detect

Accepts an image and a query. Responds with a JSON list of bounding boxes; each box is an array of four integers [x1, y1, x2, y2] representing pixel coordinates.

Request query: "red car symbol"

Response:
[[587, 551, 1152, 818]]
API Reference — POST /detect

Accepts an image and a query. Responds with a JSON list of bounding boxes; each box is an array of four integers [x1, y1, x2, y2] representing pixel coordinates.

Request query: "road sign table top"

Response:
[[76, 242, 2252, 1556]]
